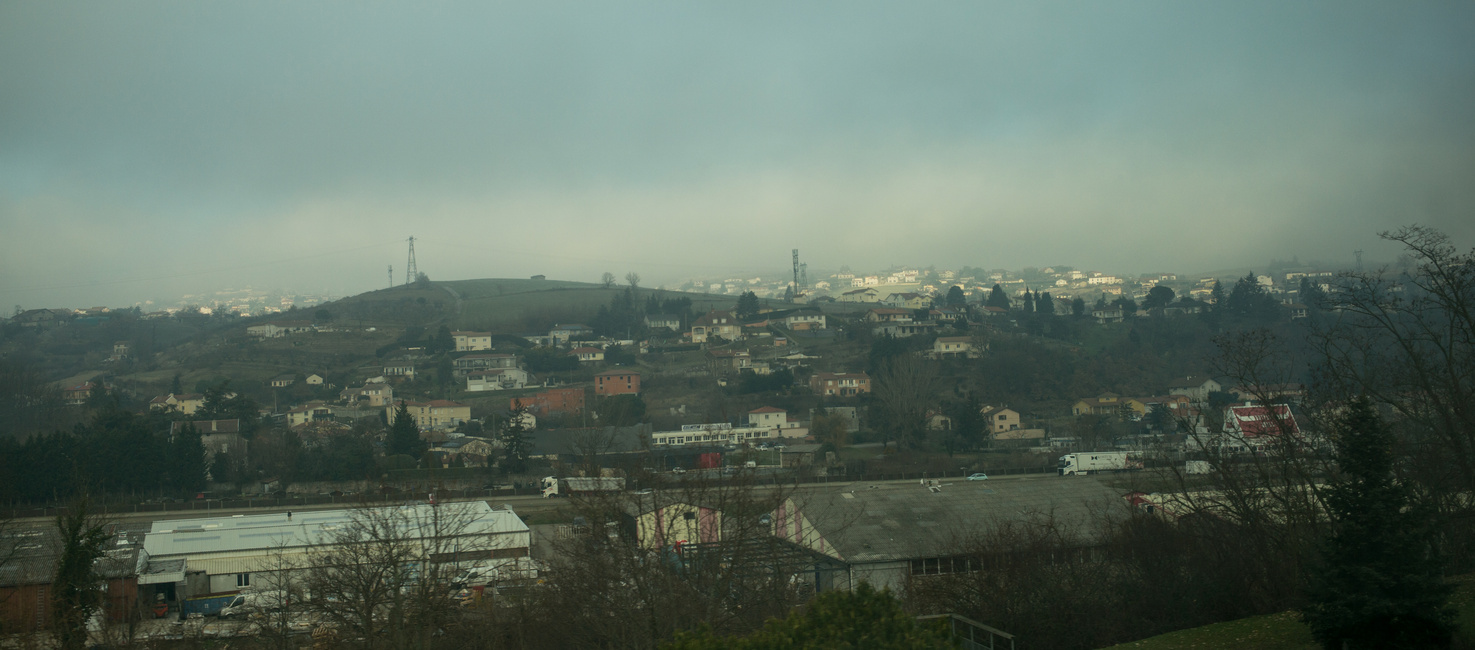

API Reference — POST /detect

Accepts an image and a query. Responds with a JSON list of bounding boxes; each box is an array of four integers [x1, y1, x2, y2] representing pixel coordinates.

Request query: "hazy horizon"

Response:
[[4, 2, 1473, 310]]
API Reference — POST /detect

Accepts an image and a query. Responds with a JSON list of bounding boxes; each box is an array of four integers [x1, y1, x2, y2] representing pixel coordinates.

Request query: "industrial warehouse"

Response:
[[1, 502, 531, 632]]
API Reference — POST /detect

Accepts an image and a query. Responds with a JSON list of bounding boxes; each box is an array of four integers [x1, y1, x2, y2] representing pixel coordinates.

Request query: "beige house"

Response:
[[691, 310, 742, 344], [387, 399, 472, 430], [881, 292, 929, 309], [287, 402, 334, 427], [981, 407, 1021, 434], [1072, 393, 1148, 418], [452, 331, 493, 352], [809, 372, 871, 397], [340, 383, 394, 407], [1167, 376, 1223, 403], [148, 393, 205, 415], [931, 336, 977, 358], [783, 310, 827, 330], [570, 347, 605, 363]]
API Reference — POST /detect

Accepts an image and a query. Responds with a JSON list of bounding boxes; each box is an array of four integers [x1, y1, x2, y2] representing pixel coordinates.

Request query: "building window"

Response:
[[236, 573, 251, 587], [909, 556, 981, 576]]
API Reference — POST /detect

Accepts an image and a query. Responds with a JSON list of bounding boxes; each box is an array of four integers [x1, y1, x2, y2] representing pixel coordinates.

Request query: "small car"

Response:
[[966, 473, 989, 481]]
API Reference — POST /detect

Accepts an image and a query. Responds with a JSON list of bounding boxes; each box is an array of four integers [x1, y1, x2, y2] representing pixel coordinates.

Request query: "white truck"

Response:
[[540, 476, 625, 498], [1057, 452, 1143, 476]]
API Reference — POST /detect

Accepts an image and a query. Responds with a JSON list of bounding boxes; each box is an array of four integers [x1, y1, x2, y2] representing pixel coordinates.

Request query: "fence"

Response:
[[4, 485, 533, 520]]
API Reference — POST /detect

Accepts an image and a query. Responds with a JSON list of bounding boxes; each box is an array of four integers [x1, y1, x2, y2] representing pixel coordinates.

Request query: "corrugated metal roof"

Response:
[[790, 478, 1127, 563], [143, 502, 528, 559]]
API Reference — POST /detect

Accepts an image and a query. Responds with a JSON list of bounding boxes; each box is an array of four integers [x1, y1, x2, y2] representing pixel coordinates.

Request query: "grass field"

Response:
[[1102, 577, 1475, 649]]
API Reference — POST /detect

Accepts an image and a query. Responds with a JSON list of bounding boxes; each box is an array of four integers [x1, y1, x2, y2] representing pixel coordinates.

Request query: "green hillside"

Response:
[[323, 277, 763, 333]]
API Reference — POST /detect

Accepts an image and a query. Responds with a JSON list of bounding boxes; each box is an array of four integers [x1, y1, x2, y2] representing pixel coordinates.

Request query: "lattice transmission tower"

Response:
[[405, 237, 418, 284]]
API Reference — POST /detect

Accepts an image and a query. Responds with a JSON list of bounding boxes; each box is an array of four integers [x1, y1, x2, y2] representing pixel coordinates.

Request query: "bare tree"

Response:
[[303, 502, 501, 649], [1147, 330, 1331, 623], [871, 355, 942, 449], [510, 473, 830, 649], [246, 540, 308, 650], [1314, 225, 1475, 510], [601, 272, 617, 289], [625, 272, 641, 290]]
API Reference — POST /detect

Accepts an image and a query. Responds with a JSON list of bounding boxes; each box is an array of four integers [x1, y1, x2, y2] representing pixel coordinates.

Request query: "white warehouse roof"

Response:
[[142, 502, 528, 559]]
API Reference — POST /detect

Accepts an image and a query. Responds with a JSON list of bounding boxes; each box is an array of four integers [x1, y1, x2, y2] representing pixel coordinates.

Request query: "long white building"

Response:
[[139, 502, 530, 601]]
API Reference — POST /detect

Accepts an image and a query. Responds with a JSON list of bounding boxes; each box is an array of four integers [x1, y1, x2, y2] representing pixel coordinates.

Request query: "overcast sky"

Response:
[[3, 1, 1473, 308]]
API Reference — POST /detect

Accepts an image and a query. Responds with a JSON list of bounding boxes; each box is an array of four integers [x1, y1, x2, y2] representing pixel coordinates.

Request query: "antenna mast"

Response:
[[792, 249, 800, 302], [388, 265, 394, 288], [405, 237, 418, 284], [1355, 249, 1364, 271]]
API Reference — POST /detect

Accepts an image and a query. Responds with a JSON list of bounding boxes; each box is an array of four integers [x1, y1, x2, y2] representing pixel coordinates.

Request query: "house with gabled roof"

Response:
[[782, 310, 827, 330], [549, 323, 594, 345], [809, 372, 871, 397], [645, 314, 683, 331], [340, 383, 394, 407], [1166, 376, 1222, 403], [881, 292, 929, 309], [569, 346, 605, 363], [452, 331, 493, 351], [385, 399, 471, 430], [691, 310, 741, 344], [931, 336, 978, 358], [839, 288, 880, 303], [149, 393, 205, 415], [864, 308, 912, 323], [62, 382, 95, 405]]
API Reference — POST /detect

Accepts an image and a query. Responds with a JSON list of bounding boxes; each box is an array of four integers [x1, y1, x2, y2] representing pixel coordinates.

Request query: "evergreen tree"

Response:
[[1071, 297, 1086, 317], [1023, 290, 1035, 314], [170, 373, 182, 395], [1303, 398, 1454, 649], [51, 496, 110, 650], [499, 405, 532, 474], [1142, 285, 1176, 311], [986, 284, 1010, 309], [735, 291, 761, 319], [431, 325, 455, 354], [387, 401, 426, 459], [1209, 280, 1225, 308], [1113, 296, 1138, 317], [945, 285, 966, 307], [1299, 277, 1327, 309], [1038, 291, 1055, 315], [169, 422, 208, 493]]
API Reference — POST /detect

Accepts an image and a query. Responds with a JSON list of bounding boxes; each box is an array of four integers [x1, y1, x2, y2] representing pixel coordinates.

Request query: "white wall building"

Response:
[[139, 503, 531, 599]]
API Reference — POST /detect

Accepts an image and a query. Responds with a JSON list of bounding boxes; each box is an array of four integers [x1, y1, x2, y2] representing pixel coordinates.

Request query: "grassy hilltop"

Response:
[[326, 277, 753, 332]]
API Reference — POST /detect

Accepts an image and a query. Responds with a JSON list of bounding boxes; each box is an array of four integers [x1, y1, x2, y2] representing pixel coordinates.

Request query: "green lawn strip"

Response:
[[1102, 577, 1475, 650], [1100, 611, 1315, 650]]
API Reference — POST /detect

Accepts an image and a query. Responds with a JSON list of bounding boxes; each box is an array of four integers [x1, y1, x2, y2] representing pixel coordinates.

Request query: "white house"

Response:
[[466, 368, 530, 392]]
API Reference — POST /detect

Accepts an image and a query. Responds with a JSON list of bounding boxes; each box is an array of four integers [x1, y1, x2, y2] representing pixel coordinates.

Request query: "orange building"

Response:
[[594, 370, 641, 396]]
